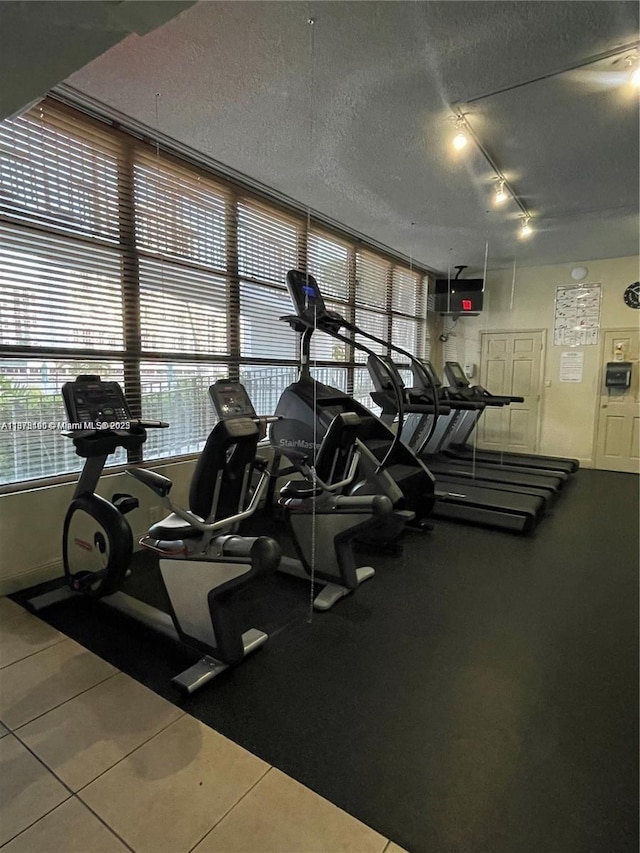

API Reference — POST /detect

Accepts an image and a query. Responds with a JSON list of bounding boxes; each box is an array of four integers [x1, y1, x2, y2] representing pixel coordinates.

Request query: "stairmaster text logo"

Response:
[[277, 438, 320, 451]]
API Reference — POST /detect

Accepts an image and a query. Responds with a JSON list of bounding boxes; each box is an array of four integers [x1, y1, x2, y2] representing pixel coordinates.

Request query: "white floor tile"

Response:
[[1, 797, 130, 853], [18, 671, 184, 791], [0, 638, 118, 729], [193, 767, 388, 853], [0, 733, 69, 846], [80, 714, 269, 853], [0, 597, 65, 669]]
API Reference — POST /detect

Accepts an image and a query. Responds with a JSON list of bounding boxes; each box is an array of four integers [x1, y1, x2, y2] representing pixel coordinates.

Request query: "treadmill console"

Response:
[[413, 360, 441, 389], [444, 362, 470, 389], [209, 381, 257, 420], [62, 375, 132, 426], [369, 355, 406, 391]]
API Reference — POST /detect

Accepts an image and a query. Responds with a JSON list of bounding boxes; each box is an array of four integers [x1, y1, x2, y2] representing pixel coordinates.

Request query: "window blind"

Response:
[[354, 308, 388, 362], [239, 282, 298, 361], [355, 251, 389, 309], [139, 259, 228, 355], [0, 104, 120, 242], [237, 200, 301, 286], [392, 267, 418, 315], [0, 103, 128, 485], [134, 152, 228, 271], [0, 97, 432, 489], [307, 231, 350, 303], [0, 222, 124, 351]]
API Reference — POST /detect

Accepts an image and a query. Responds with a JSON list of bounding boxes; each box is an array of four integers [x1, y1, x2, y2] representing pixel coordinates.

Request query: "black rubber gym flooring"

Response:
[[15, 469, 639, 853]]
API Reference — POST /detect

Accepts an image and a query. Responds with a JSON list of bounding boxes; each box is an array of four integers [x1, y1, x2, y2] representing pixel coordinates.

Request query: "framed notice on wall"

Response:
[[553, 283, 601, 347], [560, 350, 584, 383]]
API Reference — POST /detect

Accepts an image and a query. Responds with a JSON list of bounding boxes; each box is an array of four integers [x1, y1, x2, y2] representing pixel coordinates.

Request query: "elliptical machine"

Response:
[[29, 375, 280, 693]]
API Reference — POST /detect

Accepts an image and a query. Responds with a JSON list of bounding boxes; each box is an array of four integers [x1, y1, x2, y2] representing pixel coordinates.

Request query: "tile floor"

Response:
[[0, 597, 408, 852]]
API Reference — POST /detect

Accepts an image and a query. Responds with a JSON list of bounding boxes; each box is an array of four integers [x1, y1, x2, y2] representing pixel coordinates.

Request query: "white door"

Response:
[[594, 329, 640, 473], [479, 331, 544, 453]]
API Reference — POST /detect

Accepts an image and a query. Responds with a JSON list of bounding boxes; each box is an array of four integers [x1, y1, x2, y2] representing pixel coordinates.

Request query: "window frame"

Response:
[[0, 97, 432, 492]]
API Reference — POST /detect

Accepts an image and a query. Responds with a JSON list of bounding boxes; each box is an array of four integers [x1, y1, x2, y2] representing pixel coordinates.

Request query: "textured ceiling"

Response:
[[52, 2, 640, 270], [0, 1, 195, 120]]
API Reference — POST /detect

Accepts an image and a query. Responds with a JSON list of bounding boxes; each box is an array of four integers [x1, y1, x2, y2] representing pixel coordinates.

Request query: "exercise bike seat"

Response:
[[279, 479, 323, 501], [148, 512, 204, 541]]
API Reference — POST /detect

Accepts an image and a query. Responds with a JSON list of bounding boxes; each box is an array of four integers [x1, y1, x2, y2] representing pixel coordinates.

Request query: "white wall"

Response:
[[445, 255, 639, 465], [0, 459, 196, 595]]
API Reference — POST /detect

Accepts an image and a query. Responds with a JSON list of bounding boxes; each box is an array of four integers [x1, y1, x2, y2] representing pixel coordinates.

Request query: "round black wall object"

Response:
[[623, 281, 640, 309]]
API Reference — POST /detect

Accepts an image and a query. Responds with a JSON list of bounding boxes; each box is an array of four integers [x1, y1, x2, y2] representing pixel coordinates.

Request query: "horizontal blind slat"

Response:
[[239, 281, 297, 360], [355, 251, 390, 309], [307, 230, 350, 303], [0, 105, 121, 242], [139, 259, 229, 355], [0, 223, 124, 350], [237, 200, 300, 285]]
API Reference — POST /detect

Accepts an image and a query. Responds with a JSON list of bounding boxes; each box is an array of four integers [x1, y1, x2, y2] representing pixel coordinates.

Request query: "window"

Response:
[[0, 98, 430, 489], [0, 359, 126, 486]]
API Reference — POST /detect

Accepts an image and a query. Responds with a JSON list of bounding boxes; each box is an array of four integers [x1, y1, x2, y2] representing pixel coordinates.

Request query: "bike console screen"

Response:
[[209, 381, 257, 421], [62, 376, 132, 427]]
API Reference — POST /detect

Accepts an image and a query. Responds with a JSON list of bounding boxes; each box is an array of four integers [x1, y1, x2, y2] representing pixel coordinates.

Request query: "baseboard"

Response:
[[0, 559, 64, 597]]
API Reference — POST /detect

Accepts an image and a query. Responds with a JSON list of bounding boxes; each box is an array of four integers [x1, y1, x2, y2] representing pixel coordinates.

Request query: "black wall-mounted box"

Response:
[[605, 362, 632, 389]]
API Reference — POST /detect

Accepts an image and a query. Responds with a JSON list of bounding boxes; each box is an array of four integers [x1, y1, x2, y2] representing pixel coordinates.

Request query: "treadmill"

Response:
[[439, 361, 579, 476], [367, 355, 559, 509], [407, 360, 567, 490], [362, 361, 547, 533]]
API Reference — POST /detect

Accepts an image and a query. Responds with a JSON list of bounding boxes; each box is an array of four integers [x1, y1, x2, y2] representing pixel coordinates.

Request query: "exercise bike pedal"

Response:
[[112, 493, 139, 515], [407, 518, 433, 533]]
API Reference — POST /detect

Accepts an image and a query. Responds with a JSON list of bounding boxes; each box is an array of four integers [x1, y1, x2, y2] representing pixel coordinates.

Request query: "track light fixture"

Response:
[[628, 56, 640, 88], [493, 178, 508, 205], [518, 216, 533, 239], [450, 115, 469, 151], [446, 110, 533, 242]]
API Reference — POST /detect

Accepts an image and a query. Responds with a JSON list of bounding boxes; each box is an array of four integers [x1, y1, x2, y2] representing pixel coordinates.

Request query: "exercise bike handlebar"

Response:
[[137, 466, 271, 536], [130, 419, 170, 429]]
